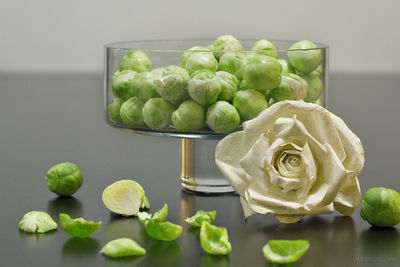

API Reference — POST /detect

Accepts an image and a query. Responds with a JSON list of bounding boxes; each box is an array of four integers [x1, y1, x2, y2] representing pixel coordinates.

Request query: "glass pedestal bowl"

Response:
[[104, 39, 328, 194]]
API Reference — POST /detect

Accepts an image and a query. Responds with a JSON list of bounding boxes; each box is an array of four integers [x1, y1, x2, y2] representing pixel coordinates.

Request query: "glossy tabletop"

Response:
[[1, 72, 400, 267]]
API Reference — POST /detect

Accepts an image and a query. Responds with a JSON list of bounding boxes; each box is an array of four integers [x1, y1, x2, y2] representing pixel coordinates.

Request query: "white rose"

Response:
[[215, 100, 364, 223]]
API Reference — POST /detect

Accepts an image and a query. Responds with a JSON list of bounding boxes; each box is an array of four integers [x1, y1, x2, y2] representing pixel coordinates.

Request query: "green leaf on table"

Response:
[[262, 240, 309, 263], [185, 210, 216, 227]]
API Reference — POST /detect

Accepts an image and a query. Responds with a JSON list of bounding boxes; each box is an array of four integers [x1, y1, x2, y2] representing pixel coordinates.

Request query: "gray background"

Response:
[[1, 0, 400, 73]]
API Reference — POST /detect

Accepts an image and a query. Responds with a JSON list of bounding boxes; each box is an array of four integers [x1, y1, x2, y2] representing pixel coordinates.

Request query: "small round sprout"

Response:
[[301, 73, 324, 103], [251, 39, 277, 58], [107, 98, 124, 123], [270, 73, 308, 102], [313, 64, 323, 77], [59, 213, 101, 238], [278, 59, 295, 74], [206, 44, 214, 51], [243, 55, 282, 93], [46, 162, 83, 196], [142, 98, 173, 130], [206, 101, 240, 133], [287, 40, 322, 74], [120, 97, 145, 127], [216, 71, 239, 102], [184, 52, 218, 75], [213, 35, 243, 60], [360, 187, 400, 227], [238, 79, 252, 91], [111, 70, 136, 101], [19, 211, 57, 233], [151, 67, 164, 79], [131, 72, 159, 102], [217, 52, 247, 80], [119, 50, 151, 73], [180, 46, 210, 68], [171, 100, 205, 132], [155, 65, 190, 104], [188, 69, 222, 106], [233, 89, 269, 121]]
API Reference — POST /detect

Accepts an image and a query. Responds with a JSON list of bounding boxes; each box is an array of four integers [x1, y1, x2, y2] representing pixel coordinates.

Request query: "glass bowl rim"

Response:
[[104, 38, 329, 53]]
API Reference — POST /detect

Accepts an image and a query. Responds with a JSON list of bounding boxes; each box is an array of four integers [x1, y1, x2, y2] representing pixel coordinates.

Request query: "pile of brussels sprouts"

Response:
[[107, 35, 324, 134]]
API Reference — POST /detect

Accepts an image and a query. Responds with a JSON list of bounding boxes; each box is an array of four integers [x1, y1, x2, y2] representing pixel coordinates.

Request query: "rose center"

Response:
[[276, 151, 306, 179]]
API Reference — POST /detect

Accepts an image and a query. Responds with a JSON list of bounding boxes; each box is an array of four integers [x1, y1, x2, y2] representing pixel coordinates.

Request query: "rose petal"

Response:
[[333, 175, 361, 216]]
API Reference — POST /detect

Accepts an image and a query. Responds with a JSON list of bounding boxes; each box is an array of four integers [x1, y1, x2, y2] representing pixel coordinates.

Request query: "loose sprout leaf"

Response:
[[100, 238, 146, 257], [59, 213, 101, 238], [138, 212, 152, 224], [262, 240, 310, 263], [152, 204, 168, 222], [144, 220, 182, 241], [19, 211, 57, 233], [185, 210, 217, 227], [200, 222, 231, 255]]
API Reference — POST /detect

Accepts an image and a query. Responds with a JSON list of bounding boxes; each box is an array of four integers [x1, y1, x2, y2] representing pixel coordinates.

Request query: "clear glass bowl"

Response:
[[104, 39, 329, 193]]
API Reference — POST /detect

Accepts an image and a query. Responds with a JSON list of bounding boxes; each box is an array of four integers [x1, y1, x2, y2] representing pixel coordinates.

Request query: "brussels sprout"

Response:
[[251, 39, 277, 58], [102, 179, 149, 216], [19, 211, 57, 233], [301, 73, 324, 103], [59, 213, 101, 238], [233, 89, 269, 121], [315, 99, 324, 107], [155, 65, 190, 104], [151, 67, 164, 79], [360, 187, 400, 227], [206, 44, 214, 51], [287, 40, 322, 74], [206, 101, 240, 133], [270, 73, 308, 102], [200, 222, 231, 255], [45, 162, 83, 196], [119, 50, 151, 73], [111, 70, 136, 101], [216, 71, 239, 102], [263, 240, 310, 263], [180, 46, 210, 68], [217, 52, 247, 80], [188, 69, 222, 106], [171, 100, 205, 132], [242, 55, 282, 93], [131, 72, 159, 102], [238, 79, 252, 91], [278, 59, 295, 74], [213, 35, 243, 60], [120, 97, 145, 127], [185, 210, 216, 227], [107, 98, 124, 123], [142, 98, 173, 130], [185, 52, 218, 75], [100, 238, 146, 258], [313, 64, 323, 77]]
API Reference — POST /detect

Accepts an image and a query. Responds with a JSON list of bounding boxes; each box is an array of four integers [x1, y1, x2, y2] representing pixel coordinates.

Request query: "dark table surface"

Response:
[[1, 72, 400, 267]]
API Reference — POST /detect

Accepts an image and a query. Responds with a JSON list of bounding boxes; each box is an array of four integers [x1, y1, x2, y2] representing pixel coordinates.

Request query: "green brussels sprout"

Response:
[[315, 99, 324, 107], [155, 65, 190, 104], [119, 50, 151, 73], [360, 187, 400, 227], [238, 79, 252, 91], [120, 97, 145, 127], [270, 73, 308, 102], [216, 71, 239, 102], [185, 210, 216, 227], [242, 55, 282, 93], [171, 100, 205, 132], [185, 52, 218, 75], [180, 46, 210, 68], [111, 70, 136, 101], [188, 69, 222, 106], [107, 98, 124, 123], [19, 211, 57, 233], [131, 72, 159, 102], [206, 101, 240, 133], [217, 52, 247, 80], [313, 64, 323, 77], [206, 44, 214, 51], [251, 39, 277, 58], [233, 89, 269, 121], [59, 213, 101, 238], [287, 40, 322, 74], [100, 238, 146, 258], [151, 67, 164, 79], [142, 98, 173, 130], [213, 35, 243, 60], [200, 222, 231, 255], [45, 162, 83, 196], [301, 73, 324, 103], [278, 59, 295, 74]]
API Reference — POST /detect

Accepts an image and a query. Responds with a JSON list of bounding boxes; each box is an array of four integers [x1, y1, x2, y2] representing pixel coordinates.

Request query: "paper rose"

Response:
[[215, 100, 364, 223]]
